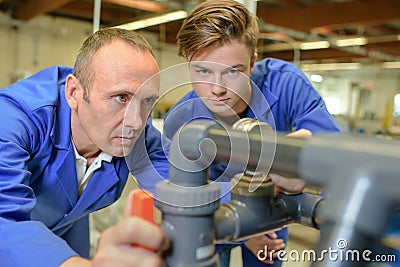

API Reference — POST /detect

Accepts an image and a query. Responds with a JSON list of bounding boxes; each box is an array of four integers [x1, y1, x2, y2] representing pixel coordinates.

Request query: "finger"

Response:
[[100, 217, 169, 252], [93, 245, 165, 267], [260, 234, 285, 248], [269, 241, 285, 251], [274, 186, 281, 196], [271, 250, 285, 259], [262, 240, 285, 250], [269, 173, 306, 193], [286, 128, 312, 138], [263, 237, 285, 245], [266, 232, 278, 239], [252, 235, 266, 243], [247, 235, 283, 247]]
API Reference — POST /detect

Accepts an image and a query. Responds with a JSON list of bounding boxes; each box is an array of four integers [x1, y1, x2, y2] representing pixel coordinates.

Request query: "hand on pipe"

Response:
[[286, 128, 312, 138], [271, 128, 311, 196], [244, 232, 285, 264]]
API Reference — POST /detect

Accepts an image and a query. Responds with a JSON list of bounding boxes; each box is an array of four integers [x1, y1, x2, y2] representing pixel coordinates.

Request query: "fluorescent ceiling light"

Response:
[[382, 61, 400, 69], [310, 74, 323, 82], [300, 41, 330, 50], [301, 63, 362, 71], [336, 37, 368, 47], [115, 10, 187, 30]]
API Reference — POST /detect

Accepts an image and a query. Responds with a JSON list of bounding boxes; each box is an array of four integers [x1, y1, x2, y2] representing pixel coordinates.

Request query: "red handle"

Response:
[[130, 190, 156, 251], [130, 189, 154, 223]]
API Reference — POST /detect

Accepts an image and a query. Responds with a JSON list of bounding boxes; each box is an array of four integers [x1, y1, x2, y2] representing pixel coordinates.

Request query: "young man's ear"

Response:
[[65, 74, 80, 110], [250, 53, 258, 72]]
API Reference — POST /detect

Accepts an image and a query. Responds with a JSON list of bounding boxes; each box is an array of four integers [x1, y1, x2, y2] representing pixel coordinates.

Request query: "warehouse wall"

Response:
[[0, 13, 91, 88], [307, 71, 400, 133]]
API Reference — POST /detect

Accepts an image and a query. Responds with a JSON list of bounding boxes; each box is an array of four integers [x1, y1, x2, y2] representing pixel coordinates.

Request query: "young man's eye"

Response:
[[228, 68, 239, 75], [115, 95, 129, 103]]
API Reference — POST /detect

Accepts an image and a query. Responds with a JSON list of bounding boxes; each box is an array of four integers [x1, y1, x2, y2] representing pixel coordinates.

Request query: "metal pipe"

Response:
[[93, 0, 101, 33]]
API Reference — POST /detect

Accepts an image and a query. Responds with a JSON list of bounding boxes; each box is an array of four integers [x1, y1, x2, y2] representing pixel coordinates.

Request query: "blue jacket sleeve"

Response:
[[252, 58, 341, 134], [279, 71, 340, 133], [0, 95, 78, 267]]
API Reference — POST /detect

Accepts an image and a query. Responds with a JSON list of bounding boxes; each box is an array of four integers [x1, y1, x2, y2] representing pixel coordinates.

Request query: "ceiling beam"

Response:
[[257, 0, 400, 31], [14, 0, 72, 20], [258, 0, 299, 7], [56, 2, 143, 26], [261, 48, 366, 63]]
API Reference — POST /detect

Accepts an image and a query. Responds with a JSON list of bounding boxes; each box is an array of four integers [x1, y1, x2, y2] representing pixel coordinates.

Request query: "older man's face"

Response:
[[73, 40, 160, 157]]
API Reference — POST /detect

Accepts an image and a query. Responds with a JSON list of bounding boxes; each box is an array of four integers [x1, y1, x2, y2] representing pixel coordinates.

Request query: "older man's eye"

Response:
[[115, 95, 129, 103], [197, 69, 210, 75]]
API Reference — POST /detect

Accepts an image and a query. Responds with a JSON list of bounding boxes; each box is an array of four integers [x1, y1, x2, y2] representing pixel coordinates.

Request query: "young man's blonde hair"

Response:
[[177, 0, 259, 60]]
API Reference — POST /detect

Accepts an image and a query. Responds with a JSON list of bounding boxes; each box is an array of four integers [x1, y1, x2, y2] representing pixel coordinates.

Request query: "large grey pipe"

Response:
[[299, 135, 400, 267]]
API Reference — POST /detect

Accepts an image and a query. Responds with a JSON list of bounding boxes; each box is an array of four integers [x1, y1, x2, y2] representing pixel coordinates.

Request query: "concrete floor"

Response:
[[276, 225, 319, 267]]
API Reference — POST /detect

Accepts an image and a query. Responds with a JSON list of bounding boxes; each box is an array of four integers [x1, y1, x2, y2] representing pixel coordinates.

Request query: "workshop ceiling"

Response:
[[1, 0, 399, 65]]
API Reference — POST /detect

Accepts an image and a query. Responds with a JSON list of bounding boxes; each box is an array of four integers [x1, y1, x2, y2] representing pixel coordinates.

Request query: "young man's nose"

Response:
[[210, 83, 227, 96]]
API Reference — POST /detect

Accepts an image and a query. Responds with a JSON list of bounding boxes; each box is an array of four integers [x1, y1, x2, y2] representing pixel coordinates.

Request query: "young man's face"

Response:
[[189, 40, 255, 117], [68, 40, 160, 157]]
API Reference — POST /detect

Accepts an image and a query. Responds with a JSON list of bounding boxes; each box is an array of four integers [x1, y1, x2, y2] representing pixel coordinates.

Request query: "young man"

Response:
[[161, 1, 340, 266], [0, 28, 168, 267]]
